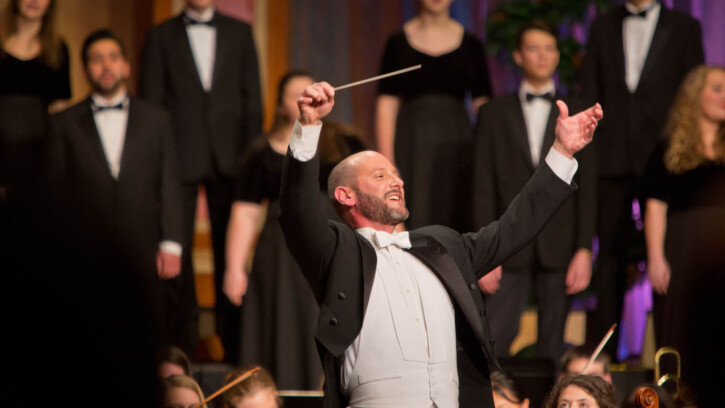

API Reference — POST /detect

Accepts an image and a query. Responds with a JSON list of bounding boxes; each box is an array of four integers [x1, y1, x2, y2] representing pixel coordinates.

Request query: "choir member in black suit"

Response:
[[580, 0, 703, 359], [140, 0, 263, 359], [38, 29, 183, 407], [474, 20, 596, 362]]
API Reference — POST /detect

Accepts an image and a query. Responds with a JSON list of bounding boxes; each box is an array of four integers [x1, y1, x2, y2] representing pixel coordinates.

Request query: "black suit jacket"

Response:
[[140, 12, 263, 183], [279, 149, 575, 408], [48, 97, 184, 271], [580, 5, 703, 178], [473, 94, 596, 270]]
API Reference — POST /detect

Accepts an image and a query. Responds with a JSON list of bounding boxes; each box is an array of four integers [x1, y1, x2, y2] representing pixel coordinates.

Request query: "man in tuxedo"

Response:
[[140, 0, 263, 358], [48, 29, 184, 360], [473, 20, 596, 363], [580, 0, 703, 359], [279, 81, 602, 408]]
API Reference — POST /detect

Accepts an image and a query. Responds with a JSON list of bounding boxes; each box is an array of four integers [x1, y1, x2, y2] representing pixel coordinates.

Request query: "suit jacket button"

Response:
[[480, 308, 486, 317], [337, 292, 346, 300], [469, 283, 477, 290], [330, 318, 338, 326]]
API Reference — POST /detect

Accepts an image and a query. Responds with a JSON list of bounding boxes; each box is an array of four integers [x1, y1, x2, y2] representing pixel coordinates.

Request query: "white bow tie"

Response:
[[373, 230, 412, 249]]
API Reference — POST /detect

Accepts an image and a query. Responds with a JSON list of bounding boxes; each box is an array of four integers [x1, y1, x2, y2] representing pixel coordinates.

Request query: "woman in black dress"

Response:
[[223, 72, 364, 389], [375, 0, 491, 231], [643, 65, 725, 401], [0, 0, 70, 199]]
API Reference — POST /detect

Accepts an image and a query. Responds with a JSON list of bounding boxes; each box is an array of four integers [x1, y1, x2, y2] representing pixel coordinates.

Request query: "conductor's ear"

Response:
[[334, 186, 356, 208]]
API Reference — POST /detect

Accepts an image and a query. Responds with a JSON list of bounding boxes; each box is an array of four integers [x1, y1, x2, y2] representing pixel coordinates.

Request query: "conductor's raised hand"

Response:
[[553, 101, 603, 158], [298, 81, 335, 126]]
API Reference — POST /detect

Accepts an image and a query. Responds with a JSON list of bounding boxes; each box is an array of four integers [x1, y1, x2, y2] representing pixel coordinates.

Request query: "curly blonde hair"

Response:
[[664, 65, 725, 174]]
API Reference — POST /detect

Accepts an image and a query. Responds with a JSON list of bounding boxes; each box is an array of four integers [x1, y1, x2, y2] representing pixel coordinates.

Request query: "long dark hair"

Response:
[[268, 70, 313, 135], [0, 0, 63, 68]]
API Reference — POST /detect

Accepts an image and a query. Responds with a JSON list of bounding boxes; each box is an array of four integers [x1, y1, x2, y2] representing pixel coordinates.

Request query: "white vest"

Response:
[[342, 229, 459, 408]]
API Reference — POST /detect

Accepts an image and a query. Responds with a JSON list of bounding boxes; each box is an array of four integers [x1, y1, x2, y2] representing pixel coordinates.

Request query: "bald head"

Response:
[[327, 150, 408, 229], [327, 151, 378, 202]]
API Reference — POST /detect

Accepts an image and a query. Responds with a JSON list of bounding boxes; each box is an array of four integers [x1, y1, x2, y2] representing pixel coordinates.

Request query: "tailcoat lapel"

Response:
[[210, 15, 230, 92], [540, 101, 558, 162], [509, 96, 536, 171], [637, 7, 672, 90], [613, 8, 628, 91], [358, 235, 377, 316], [79, 99, 113, 179], [116, 99, 139, 182], [173, 15, 206, 92], [405, 233, 494, 363]]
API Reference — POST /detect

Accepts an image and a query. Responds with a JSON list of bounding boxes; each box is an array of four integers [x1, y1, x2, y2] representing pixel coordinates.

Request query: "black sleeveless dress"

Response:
[[378, 30, 491, 232]]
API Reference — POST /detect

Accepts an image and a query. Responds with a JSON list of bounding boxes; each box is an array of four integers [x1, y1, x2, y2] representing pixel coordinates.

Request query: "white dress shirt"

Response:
[[623, 0, 661, 92], [185, 8, 217, 92], [91, 92, 182, 257], [91, 92, 128, 180], [341, 228, 458, 407], [519, 80, 555, 166]]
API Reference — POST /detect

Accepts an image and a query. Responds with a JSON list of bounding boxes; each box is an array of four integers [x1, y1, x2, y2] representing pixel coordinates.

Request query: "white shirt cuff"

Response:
[[289, 120, 323, 162], [159, 241, 183, 257], [544, 147, 578, 185]]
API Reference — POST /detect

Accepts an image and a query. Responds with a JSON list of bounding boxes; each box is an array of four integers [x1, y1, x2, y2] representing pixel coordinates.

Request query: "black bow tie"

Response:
[[94, 102, 124, 112], [525, 92, 554, 103], [184, 16, 214, 26], [626, 8, 648, 18]]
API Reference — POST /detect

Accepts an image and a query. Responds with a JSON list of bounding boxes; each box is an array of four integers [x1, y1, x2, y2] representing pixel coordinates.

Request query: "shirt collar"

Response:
[[185, 7, 215, 23], [519, 80, 556, 102], [91, 92, 128, 109], [356, 227, 412, 249], [625, 0, 658, 14]]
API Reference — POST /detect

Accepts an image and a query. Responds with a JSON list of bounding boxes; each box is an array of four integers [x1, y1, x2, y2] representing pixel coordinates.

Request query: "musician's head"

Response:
[[514, 19, 559, 85], [223, 365, 281, 408], [559, 345, 612, 384], [164, 374, 207, 408], [157, 346, 192, 379], [328, 151, 408, 232], [544, 375, 617, 408], [491, 371, 530, 408]]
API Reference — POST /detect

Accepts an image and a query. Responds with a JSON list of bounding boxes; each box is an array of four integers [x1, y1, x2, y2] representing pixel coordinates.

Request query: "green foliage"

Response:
[[486, 0, 612, 93]]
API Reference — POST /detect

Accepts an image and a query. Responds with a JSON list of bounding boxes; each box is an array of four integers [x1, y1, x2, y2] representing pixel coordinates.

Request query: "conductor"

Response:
[[279, 81, 602, 408]]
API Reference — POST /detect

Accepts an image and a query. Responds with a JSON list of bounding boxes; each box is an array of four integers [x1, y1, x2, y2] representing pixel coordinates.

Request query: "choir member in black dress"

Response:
[[224, 71, 364, 389], [0, 0, 69, 201], [642, 65, 725, 405], [375, 0, 491, 232]]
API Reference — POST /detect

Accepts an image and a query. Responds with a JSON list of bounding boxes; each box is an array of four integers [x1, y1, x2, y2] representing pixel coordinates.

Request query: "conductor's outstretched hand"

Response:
[[553, 101, 603, 158], [298, 82, 335, 126]]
